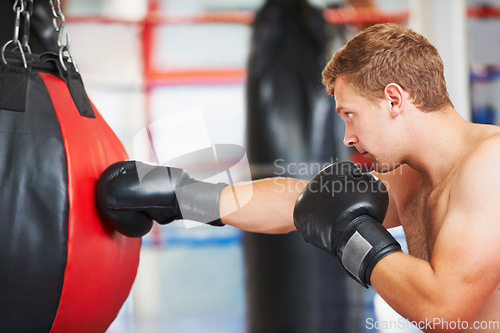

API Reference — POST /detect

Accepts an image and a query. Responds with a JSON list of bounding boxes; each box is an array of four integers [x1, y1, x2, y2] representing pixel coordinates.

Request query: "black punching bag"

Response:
[[244, 0, 348, 332], [0, 3, 140, 332]]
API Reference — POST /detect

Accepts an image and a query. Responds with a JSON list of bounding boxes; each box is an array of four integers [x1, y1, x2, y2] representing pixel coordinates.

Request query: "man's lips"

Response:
[[361, 151, 371, 160]]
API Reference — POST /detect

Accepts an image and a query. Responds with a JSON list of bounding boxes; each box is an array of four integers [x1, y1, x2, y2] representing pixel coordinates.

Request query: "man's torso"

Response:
[[392, 125, 500, 330]]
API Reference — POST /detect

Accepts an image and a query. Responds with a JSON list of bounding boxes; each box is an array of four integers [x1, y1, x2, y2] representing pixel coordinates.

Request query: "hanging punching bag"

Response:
[[0, 3, 140, 332], [245, 0, 349, 332]]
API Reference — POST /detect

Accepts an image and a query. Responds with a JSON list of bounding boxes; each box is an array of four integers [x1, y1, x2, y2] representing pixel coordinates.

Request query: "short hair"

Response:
[[322, 23, 453, 112]]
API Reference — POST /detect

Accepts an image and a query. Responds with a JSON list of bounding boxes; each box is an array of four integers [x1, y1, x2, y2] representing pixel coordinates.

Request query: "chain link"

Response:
[[21, 0, 34, 53], [13, 0, 25, 14], [12, 1, 23, 45]]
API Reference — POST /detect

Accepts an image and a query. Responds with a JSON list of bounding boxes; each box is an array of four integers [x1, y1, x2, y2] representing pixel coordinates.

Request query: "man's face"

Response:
[[333, 76, 401, 173]]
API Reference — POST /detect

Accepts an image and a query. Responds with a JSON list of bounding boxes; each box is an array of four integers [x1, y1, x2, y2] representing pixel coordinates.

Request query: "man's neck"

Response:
[[404, 106, 474, 187]]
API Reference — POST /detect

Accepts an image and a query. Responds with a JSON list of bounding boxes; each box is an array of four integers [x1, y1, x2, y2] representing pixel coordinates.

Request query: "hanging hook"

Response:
[[58, 33, 70, 71], [2, 40, 28, 68], [2, 0, 28, 68]]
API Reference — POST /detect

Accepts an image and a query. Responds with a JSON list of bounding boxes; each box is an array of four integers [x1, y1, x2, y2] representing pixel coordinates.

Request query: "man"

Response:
[[96, 23, 500, 332]]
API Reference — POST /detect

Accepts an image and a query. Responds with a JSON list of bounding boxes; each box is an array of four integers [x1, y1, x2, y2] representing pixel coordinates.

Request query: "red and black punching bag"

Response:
[[0, 19, 140, 333]]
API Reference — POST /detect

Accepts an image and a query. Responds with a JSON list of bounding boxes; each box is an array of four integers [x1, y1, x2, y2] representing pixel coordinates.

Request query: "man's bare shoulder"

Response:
[[473, 124, 500, 146], [449, 128, 500, 222], [456, 128, 500, 179]]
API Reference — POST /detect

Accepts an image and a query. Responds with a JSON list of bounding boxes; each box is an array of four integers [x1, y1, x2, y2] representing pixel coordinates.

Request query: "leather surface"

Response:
[[0, 67, 68, 333], [41, 72, 140, 333]]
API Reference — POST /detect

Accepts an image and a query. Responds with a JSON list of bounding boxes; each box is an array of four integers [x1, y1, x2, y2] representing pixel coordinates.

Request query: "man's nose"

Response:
[[343, 129, 358, 147]]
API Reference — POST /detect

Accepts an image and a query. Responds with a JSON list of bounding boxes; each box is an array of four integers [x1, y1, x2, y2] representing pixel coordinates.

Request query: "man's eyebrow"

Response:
[[335, 106, 344, 114]]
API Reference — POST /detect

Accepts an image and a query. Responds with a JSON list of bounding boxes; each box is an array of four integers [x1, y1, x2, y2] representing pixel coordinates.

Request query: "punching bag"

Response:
[[245, 0, 349, 332], [0, 3, 140, 332]]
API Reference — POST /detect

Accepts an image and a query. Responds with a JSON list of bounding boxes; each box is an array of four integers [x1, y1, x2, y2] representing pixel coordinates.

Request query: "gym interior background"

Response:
[[36, 0, 500, 332]]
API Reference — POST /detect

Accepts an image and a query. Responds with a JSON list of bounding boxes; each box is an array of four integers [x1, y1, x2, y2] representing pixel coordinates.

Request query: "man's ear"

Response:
[[384, 83, 405, 118]]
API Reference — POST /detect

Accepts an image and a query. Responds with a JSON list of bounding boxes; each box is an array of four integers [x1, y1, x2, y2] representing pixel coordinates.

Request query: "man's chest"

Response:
[[397, 183, 451, 262]]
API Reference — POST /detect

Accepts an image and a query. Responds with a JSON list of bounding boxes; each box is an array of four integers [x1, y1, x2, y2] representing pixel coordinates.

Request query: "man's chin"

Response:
[[371, 162, 402, 173]]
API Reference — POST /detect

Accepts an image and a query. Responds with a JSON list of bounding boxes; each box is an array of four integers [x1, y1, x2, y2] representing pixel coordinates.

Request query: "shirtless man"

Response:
[[96, 23, 500, 332]]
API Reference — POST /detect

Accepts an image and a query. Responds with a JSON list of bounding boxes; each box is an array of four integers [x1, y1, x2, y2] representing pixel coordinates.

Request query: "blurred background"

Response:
[[3, 0, 500, 332]]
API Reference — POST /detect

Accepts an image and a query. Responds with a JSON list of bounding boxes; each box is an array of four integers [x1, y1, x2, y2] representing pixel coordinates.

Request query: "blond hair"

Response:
[[322, 23, 452, 111]]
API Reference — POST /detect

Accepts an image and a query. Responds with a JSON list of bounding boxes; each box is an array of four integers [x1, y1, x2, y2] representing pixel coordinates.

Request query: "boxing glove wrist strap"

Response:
[[176, 181, 228, 226], [338, 215, 402, 288]]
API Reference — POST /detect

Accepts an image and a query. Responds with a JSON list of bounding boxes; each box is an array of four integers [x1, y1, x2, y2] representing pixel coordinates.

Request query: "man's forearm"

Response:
[[371, 252, 481, 333], [220, 177, 307, 234]]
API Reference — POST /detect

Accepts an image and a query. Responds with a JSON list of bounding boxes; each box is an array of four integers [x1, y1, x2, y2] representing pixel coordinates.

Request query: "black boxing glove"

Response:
[[293, 162, 401, 287], [96, 160, 228, 237]]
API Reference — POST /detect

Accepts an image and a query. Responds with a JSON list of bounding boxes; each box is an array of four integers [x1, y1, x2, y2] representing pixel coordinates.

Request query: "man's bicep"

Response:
[[430, 210, 500, 316]]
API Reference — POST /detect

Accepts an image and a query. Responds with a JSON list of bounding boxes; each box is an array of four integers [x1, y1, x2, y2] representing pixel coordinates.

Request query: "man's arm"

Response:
[[222, 166, 408, 234], [220, 177, 307, 234], [371, 139, 500, 331], [96, 161, 307, 236]]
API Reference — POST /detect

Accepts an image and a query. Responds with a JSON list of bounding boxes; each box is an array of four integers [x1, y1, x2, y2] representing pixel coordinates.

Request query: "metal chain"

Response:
[[2, 0, 78, 70], [21, 0, 34, 53], [12, 0, 24, 45], [50, 0, 78, 71], [50, 0, 65, 48]]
